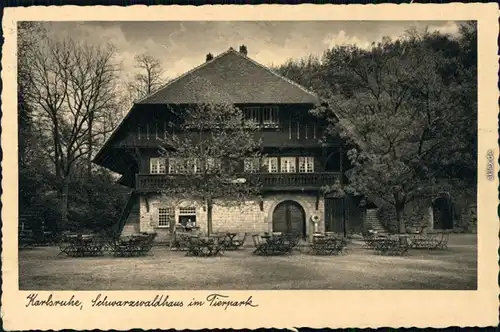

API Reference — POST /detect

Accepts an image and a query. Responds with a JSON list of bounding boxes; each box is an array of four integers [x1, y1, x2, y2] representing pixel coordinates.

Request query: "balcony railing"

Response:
[[136, 172, 342, 192]]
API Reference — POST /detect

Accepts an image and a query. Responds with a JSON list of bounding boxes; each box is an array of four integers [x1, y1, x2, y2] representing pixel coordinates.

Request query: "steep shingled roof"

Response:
[[137, 48, 319, 105]]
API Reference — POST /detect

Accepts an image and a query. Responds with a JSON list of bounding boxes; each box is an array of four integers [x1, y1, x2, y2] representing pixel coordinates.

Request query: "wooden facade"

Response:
[[93, 47, 367, 239]]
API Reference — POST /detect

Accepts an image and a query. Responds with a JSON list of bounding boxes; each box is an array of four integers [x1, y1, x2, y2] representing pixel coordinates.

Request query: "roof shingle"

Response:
[[138, 48, 319, 105]]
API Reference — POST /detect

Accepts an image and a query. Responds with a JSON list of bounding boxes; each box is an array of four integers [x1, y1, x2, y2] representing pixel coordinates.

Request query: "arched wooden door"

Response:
[[272, 200, 306, 236]]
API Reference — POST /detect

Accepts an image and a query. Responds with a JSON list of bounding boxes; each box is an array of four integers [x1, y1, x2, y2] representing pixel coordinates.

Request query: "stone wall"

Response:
[[375, 195, 476, 233], [376, 199, 434, 233], [137, 193, 325, 241]]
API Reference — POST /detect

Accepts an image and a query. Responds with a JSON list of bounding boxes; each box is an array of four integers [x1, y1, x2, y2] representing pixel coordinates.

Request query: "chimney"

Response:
[[239, 45, 248, 56], [206, 53, 214, 62]]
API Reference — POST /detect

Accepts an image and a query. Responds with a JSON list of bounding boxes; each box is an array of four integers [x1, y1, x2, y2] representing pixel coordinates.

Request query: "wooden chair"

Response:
[[283, 232, 301, 253], [185, 236, 203, 257], [435, 232, 450, 249], [409, 232, 443, 249], [252, 234, 268, 256], [230, 232, 248, 250]]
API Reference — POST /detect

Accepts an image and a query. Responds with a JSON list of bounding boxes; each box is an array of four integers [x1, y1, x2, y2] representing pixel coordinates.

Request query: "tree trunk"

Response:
[[86, 115, 93, 178], [395, 202, 405, 234], [53, 130, 61, 178], [342, 196, 347, 237], [60, 176, 70, 229], [207, 199, 213, 236]]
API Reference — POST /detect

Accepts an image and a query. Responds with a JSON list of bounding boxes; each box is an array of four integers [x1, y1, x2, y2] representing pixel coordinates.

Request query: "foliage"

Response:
[[23, 33, 122, 226], [18, 24, 127, 233], [276, 24, 477, 233], [159, 103, 263, 235]]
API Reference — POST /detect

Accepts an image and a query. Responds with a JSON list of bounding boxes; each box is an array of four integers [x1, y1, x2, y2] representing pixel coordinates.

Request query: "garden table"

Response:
[[221, 232, 248, 250], [309, 236, 347, 255], [372, 236, 409, 256], [58, 235, 105, 257], [111, 235, 155, 257], [409, 232, 449, 249], [186, 236, 225, 257], [260, 234, 289, 255]]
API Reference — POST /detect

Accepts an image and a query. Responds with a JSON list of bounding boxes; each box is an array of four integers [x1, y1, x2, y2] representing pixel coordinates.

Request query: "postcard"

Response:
[[2, 3, 499, 330]]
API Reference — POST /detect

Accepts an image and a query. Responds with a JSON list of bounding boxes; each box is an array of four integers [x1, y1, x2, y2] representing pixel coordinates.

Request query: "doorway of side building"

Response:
[[433, 196, 454, 230], [272, 200, 306, 237], [325, 196, 365, 235]]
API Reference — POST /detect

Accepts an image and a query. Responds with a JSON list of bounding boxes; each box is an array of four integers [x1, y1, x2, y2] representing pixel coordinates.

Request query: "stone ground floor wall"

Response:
[[137, 193, 325, 242], [376, 196, 477, 233]]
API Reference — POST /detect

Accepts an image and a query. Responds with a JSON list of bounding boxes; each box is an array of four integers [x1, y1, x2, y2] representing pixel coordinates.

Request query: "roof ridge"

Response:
[[229, 48, 319, 100], [136, 48, 234, 104]]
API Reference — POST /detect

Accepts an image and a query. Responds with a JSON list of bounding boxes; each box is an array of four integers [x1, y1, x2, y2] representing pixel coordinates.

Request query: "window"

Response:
[[243, 107, 260, 125], [298, 157, 314, 173], [244, 158, 260, 173], [168, 158, 185, 174], [186, 158, 202, 174], [206, 158, 222, 172], [150, 158, 166, 174], [243, 106, 279, 127], [158, 207, 175, 227], [262, 107, 279, 127], [178, 207, 197, 226], [280, 157, 296, 173], [263, 157, 278, 173]]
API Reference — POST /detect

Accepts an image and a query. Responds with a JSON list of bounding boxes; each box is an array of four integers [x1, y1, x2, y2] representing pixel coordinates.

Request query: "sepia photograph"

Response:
[[2, 4, 498, 330], [17, 19, 478, 291]]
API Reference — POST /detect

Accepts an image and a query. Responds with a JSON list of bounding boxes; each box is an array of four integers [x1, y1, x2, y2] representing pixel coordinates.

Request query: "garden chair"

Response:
[[410, 232, 441, 249], [57, 240, 75, 256], [283, 232, 301, 253], [252, 234, 268, 256], [229, 232, 248, 250], [362, 232, 378, 249], [79, 235, 106, 257], [373, 236, 409, 256], [211, 236, 227, 256], [132, 233, 156, 256], [435, 232, 450, 249], [332, 237, 348, 255], [185, 236, 203, 256], [110, 237, 138, 257], [171, 231, 193, 251], [56, 234, 81, 257]]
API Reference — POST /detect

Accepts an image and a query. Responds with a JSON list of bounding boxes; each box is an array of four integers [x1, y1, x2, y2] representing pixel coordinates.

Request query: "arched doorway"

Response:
[[272, 200, 306, 236], [432, 196, 454, 230]]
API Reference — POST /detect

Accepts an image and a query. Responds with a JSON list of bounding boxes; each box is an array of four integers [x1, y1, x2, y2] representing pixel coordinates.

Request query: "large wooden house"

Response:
[[93, 46, 382, 242]]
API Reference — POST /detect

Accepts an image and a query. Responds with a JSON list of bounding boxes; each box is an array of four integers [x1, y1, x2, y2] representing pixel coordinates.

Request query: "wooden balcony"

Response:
[[136, 172, 342, 192]]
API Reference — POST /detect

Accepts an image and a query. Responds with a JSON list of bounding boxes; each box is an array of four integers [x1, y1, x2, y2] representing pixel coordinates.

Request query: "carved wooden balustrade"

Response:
[[136, 172, 342, 192]]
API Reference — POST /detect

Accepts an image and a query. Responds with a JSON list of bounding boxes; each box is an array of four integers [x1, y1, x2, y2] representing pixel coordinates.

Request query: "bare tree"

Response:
[[18, 22, 46, 169], [27, 36, 120, 227], [126, 53, 167, 102]]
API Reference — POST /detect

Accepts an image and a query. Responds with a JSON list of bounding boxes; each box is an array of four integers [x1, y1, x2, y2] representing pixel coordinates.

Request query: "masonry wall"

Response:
[[138, 193, 325, 242], [376, 196, 476, 233]]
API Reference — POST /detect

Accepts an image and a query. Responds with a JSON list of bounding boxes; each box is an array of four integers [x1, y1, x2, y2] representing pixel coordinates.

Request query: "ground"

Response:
[[19, 234, 476, 290]]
